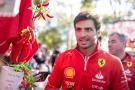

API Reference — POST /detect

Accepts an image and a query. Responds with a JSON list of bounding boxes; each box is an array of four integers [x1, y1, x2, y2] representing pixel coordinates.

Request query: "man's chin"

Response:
[[79, 45, 89, 49], [109, 51, 115, 55]]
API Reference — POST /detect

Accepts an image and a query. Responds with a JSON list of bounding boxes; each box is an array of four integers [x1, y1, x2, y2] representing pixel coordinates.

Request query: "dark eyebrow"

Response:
[[75, 27, 81, 31], [108, 40, 116, 43], [76, 27, 81, 29], [85, 27, 95, 32], [84, 27, 93, 30]]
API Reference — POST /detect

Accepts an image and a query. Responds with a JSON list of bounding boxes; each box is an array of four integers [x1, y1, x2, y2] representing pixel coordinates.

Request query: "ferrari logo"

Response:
[[64, 67, 75, 78], [98, 58, 106, 68], [127, 61, 133, 68]]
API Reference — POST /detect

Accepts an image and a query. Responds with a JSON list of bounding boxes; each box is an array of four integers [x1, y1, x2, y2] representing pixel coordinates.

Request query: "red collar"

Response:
[[75, 40, 102, 56], [121, 52, 132, 63]]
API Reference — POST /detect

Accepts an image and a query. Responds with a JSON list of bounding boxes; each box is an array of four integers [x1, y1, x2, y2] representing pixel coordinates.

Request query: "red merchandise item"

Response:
[[122, 53, 135, 90], [23, 39, 38, 63], [10, 37, 27, 63], [45, 43, 129, 90], [10, 36, 38, 64], [0, 0, 38, 63], [0, 0, 32, 54]]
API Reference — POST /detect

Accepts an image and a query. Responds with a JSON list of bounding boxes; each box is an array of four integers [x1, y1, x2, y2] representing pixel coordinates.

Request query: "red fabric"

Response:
[[0, 40, 11, 54], [10, 37, 38, 64], [0, 0, 33, 54], [122, 53, 135, 90], [0, 0, 38, 63], [45, 42, 129, 90], [24, 39, 38, 63]]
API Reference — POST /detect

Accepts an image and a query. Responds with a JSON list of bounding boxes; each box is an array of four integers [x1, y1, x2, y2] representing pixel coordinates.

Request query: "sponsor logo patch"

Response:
[[92, 85, 103, 90], [65, 81, 75, 88], [64, 67, 75, 78], [98, 58, 106, 68], [92, 72, 106, 84], [124, 69, 133, 77], [127, 61, 132, 67], [95, 72, 104, 79]]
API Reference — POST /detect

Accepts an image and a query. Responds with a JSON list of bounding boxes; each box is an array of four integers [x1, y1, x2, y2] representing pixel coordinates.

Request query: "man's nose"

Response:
[[108, 42, 112, 48], [80, 30, 87, 37]]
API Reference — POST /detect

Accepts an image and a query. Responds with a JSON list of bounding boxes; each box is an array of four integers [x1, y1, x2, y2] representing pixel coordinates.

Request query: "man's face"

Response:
[[75, 20, 97, 49], [108, 34, 124, 55]]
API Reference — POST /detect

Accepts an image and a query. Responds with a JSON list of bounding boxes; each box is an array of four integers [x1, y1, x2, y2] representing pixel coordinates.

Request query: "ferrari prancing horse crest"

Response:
[[98, 58, 106, 68]]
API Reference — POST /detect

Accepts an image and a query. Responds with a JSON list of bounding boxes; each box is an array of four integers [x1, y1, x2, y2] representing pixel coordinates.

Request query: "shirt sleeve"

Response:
[[45, 53, 63, 90], [111, 58, 129, 90]]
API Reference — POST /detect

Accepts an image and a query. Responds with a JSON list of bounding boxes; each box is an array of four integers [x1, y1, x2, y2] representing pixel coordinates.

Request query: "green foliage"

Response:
[[38, 27, 62, 49], [34, 0, 49, 5], [102, 10, 132, 24], [57, 12, 73, 28], [81, 0, 93, 11], [108, 0, 134, 22], [10, 62, 35, 90]]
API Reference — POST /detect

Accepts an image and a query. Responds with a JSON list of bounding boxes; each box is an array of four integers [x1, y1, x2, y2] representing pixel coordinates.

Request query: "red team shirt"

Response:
[[45, 43, 129, 90], [122, 53, 135, 90]]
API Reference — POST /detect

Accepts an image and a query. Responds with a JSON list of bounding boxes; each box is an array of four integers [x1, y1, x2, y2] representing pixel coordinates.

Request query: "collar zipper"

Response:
[[75, 49, 98, 71], [84, 56, 90, 71]]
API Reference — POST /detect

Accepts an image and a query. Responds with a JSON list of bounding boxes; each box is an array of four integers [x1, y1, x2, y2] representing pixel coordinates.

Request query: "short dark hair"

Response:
[[74, 11, 101, 31]]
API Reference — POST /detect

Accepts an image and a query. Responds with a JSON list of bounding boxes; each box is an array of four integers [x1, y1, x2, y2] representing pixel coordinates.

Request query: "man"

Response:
[[108, 32, 135, 90], [45, 12, 129, 90]]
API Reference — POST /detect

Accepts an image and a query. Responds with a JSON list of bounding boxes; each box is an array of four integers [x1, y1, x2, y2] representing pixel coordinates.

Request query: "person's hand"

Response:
[[0, 55, 6, 67], [34, 71, 50, 82], [0, 60, 4, 67], [0, 0, 5, 7]]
